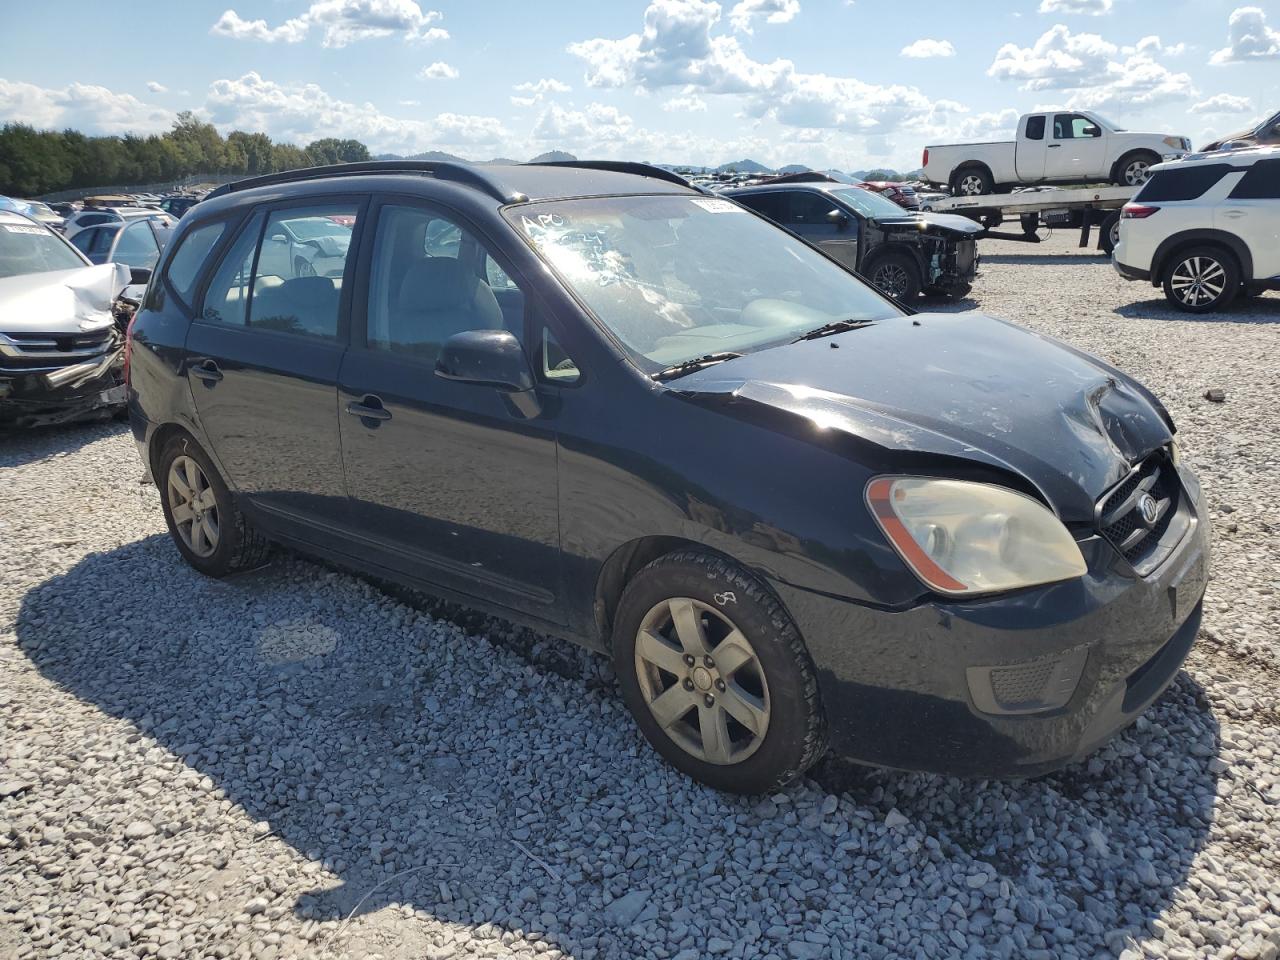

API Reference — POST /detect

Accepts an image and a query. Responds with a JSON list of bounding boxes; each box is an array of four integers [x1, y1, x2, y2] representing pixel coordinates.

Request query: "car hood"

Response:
[[872, 212, 983, 238], [670, 312, 1173, 521], [0, 263, 130, 333]]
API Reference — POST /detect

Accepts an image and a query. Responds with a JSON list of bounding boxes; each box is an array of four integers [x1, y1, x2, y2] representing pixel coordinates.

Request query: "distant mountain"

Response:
[[716, 158, 771, 174], [850, 167, 926, 182], [529, 150, 577, 163], [777, 164, 811, 174], [371, 150, 578, 165]]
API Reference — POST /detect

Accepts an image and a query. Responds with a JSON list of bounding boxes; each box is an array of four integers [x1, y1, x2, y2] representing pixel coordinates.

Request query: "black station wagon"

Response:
[[127, 160, 1209, 793]]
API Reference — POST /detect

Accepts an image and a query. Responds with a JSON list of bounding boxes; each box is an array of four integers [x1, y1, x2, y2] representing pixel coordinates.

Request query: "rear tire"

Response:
[[1161, 245, 1241, 313], [867, 251, 923, 303], [157, 434, 271, 577], [952, 167, 993, 197], [612, 551, 826, 794], [1100, 211, 1122, 256]]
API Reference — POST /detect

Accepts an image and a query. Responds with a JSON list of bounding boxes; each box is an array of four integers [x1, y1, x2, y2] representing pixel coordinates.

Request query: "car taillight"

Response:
[[123, 313, 138, 386], [922, 148, 929, 167], [1121, 204, 1160, 219]]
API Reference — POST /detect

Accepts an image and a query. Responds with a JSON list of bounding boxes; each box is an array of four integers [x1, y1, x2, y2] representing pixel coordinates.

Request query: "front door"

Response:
[[1220, 157, 1280, 279], [337, 200, 562, 619], [1045, 113, 1108, 181], [186, 199, 365, 525], [782, 191, 860, 270]]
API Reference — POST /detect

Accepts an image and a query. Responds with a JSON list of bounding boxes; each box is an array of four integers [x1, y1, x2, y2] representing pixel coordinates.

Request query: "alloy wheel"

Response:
[[1169, 256, 1227, 307], [1123, 160, 1151, 186], [872, 263, 912, 300], [167, 455, 220, 558], [958, 175, 985, 196], [633, 597, 771, 765]]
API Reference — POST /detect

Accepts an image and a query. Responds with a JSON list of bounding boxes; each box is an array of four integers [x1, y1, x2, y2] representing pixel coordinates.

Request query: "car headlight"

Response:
[[866, 477, 1087, 596]]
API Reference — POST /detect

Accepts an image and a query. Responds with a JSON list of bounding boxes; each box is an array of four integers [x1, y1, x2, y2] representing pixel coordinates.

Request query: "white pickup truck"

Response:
[[922, 111, 1191, 197]]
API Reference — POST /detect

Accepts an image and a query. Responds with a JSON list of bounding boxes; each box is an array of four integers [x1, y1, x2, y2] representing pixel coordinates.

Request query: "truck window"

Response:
[[1134, 164, 1233, 202], [1054, 114, 1101, 140], [1025, 116, 1046, 141]]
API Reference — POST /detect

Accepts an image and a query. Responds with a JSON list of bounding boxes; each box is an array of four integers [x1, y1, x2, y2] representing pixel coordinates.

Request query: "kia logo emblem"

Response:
[[1138, 493, 1160, 526]]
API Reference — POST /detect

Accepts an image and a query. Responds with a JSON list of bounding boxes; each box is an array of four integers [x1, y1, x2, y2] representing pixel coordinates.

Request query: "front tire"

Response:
[[157, 435, 271, 577], [1161, 246, 1241, 313], [1114, 151, 1160, 187], [613, 551, 826, 794], [867, 251, 923, 303]]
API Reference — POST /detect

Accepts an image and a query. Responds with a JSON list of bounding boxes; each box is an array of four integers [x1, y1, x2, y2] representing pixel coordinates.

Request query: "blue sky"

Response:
[[3, 0, 1278, 170]]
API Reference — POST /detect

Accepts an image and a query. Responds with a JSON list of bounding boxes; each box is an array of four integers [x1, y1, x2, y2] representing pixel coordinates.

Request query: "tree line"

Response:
[[0, 112, 371, 197]]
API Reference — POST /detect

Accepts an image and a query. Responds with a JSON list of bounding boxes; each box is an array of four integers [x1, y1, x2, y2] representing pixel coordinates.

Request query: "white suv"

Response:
[[1114, 146, 1279, 312]]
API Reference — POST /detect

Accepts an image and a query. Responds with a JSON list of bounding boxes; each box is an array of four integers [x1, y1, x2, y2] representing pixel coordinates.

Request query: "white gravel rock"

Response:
[[1, 234, 1277, 959]]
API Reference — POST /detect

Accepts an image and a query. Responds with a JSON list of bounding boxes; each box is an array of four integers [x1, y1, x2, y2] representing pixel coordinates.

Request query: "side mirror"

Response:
[[826, 209, 851, 230], [269, 233, 288, 243], [129, 267, 152, 285], [1085, 125, 1101, 138], [436, 330, 540, 417]]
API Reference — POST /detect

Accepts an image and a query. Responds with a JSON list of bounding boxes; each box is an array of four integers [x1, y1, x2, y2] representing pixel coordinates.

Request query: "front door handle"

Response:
[[1220, 210, 1247, 219], [189, 359, 222, 382], [1047, 144, 1062, 148], [346, 395, 392, 422]]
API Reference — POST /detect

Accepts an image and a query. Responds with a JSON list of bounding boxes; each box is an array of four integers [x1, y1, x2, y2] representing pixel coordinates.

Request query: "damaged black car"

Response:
[[0, 211, 145, 428], [127, 160, 1207, 794], [725, 178, 980, 302]]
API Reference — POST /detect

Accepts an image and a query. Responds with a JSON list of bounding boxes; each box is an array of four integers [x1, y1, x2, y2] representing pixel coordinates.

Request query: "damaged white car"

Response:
[[0, 211, 146, 428]]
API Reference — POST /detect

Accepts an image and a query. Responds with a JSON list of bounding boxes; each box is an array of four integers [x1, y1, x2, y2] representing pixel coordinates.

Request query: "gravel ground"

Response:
[[1, 232, 1278, 960]]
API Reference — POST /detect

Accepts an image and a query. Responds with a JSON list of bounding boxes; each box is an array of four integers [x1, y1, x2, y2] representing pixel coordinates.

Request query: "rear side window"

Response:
[[250, 205, 358, 339], [735, 192, 786, 221], [202, 213, 265, 328], [1134, 165, 1232, 202], [164, 220, 226, 305], [781, 192, 838, 225], [1025, 115, 1045, 141], [1227, 159, 1280, 200]]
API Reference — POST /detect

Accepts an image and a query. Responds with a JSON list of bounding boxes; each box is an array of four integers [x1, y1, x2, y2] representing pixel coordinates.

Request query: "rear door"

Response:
[[1014, 114, 1049, 181], [1045, 113, 1108, 180], [1221, 158, 1280, 279], [185, 197, 367, 527], [336, 198, 562, 618]]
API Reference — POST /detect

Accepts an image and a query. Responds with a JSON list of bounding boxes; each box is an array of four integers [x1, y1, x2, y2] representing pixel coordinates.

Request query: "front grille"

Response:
[[1097, 454, 1181, 565], [0, 329, 114, 372]]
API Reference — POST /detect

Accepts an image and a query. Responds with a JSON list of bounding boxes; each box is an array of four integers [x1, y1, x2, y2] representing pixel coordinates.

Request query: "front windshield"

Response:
[[506, 195, 900, 369], [0, 219, 87, 278], [285, 217, 351, 240], [830, 187, 910, 220]]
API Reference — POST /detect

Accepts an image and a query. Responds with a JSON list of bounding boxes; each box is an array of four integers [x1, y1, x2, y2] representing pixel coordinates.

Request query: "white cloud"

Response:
[[1124, 36, 1186, 57], [728, 0, 799, 33], [0, 78, 170, 135], [1210, 6, 1280, 64], [662, 93, 707, 111], [204, 71, 505, 153], [146, 81, 168, 94], [1190, 93, 1254, 113], [989, 25, 1195, 112], [212, 1, 448, 48], [532, 103, 635, 145], [420, 61, 458, 80], [900, 38, 955, 58], [510, 78, 571, 107], [1038, 0, 1112, 14], [568, 0, 957, 138]]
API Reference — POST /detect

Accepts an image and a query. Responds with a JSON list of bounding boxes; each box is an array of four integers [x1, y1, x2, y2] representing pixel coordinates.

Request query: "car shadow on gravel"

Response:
[[0, 418, 130, 468], [15, 536, 1222, 959], [1115, 294, 1280, 324]]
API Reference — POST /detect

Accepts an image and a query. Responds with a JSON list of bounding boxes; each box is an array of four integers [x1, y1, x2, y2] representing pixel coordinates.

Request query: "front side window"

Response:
[[112, 221, 161, 269], [506, 194, 901, 371], [1054, 113, 1100, 139], [366, 205, 518, 360], [0, 218, 87, 278], [831, 188, 905, 219]]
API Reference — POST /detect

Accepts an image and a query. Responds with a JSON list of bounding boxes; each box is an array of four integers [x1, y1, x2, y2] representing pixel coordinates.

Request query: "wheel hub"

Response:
[[691, 665, 714, 691]]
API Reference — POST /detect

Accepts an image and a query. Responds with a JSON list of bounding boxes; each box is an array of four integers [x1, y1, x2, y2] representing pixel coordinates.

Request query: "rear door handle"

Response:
[[1221, 210, 1247, 219], [1047, 144, 1061, 148], [189, 359, 222, 382], [346, 395, 392, 422]]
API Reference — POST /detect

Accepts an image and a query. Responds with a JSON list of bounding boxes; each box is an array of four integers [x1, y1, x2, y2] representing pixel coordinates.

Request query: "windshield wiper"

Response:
[[791, 319, 878, 342], [651, 351, 743, 382]]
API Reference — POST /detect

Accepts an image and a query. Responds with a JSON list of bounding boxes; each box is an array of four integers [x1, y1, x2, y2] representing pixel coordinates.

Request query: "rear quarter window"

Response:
[[164, 220, 227, 306], [1134, 164, 1233, 202], [1227, 158, 1280, 200]]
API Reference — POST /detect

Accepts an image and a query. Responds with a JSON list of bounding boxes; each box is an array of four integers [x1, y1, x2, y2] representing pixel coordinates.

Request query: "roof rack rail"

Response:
[[527, 160, 695, 189], [204, 161, 528, 204]]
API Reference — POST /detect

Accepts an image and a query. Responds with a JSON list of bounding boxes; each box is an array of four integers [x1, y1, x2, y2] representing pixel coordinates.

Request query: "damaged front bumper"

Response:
[[0, 340, 126, 428]]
